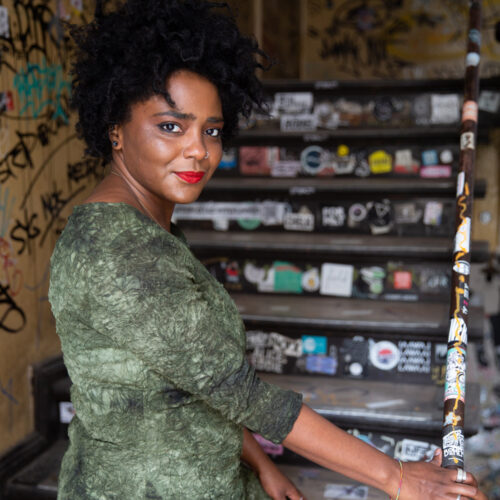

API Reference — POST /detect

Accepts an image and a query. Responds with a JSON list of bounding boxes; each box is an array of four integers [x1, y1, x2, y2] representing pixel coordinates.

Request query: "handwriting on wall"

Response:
[[0, 0, 104, 451], [0, 0, 103, 340]]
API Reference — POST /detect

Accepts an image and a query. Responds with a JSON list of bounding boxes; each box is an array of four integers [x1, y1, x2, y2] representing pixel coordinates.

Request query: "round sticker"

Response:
[[337, 144, 350, 157], [303, 337, 317, 352], [374, 97, 393, 122], [479, 211, 492, 224], [237, 219, 261, 230], [369, 341, 400, 371], [302, 268, 320, 292], [349, 362, 363, 377], [301, 146, 325, 175], [440, 149, 453, 164], [348, 203, 368, 223]]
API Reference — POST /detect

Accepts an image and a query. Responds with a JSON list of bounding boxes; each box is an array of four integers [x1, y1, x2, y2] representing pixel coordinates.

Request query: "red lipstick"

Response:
[[175, 171, 205, 184]]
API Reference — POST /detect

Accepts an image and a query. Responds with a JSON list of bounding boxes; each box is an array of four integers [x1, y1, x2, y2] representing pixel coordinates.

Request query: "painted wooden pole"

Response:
[[442, 0, 482, 470]]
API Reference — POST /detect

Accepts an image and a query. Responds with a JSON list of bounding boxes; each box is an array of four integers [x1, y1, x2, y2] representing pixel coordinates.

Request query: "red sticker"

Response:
[[394, 271, 412, 290]]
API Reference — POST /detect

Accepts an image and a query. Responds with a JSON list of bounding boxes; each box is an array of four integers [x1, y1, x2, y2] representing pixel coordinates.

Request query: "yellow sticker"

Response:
[[337, 144, 349, 157], [369, 150, 392, 174]]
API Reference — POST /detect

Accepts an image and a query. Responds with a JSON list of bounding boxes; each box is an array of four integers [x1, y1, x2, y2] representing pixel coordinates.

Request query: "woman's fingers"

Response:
[[431, 448, 443, 466], [285, 487, 306, 500], [401, 459, 487, 500], [464, 472, 478, 488], [445, 483, 480, 499]]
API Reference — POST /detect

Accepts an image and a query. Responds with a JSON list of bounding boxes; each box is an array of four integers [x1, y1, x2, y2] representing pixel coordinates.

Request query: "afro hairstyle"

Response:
[[69, 0, 268, 160]]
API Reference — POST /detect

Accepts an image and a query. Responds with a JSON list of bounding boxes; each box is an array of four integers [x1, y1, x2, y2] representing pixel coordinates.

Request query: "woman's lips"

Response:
[[174, 171, 205, 184]]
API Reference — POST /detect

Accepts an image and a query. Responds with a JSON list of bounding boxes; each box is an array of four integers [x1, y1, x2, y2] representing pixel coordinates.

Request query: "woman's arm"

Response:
[[241, 428, 304, 500], [283, 404, 486, 500]]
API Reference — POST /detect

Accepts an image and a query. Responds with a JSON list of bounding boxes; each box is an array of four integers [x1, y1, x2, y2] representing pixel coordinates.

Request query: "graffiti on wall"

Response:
[[304, 0, 500, 79], [0, 0, 105, 447]]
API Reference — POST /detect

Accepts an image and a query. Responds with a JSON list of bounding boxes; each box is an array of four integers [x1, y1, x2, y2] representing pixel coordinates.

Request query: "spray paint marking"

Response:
[[0, 377, 18, 405], [13, 58, 71, 123]]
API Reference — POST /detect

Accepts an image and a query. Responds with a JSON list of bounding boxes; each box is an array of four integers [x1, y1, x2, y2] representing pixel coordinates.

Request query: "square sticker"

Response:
[[306, 355, 337, 375], [393, 271, 412, 290], [273, 261, 303, 293], [430, 94, 460, 124], [302, 335, 328, 355], [320, 263, 354, 297], [421, 149, 438, 166], [424, 201, 443, 226]]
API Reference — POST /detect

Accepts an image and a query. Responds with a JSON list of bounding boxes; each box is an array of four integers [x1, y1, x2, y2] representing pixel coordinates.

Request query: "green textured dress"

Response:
[[48, 202, 303, 500]]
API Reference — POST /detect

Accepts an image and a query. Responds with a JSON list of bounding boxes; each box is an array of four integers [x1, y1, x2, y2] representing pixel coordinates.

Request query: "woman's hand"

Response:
[[398, 449, 487, 500], [257, 463, 306, 500], [283, 406, 488, 500], [240, 429, 306, 500]]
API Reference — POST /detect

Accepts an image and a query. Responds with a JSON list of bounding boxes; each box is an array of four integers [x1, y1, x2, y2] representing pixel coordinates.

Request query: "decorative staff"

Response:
[[442, 0, 482, 473]]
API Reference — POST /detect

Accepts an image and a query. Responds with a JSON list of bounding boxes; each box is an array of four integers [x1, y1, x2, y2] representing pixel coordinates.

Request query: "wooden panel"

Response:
[[186, 230, 490, 262], [301, 0, 500, 80], [0, 1, 101, 456], [472, 138, 500, 252], [262, 0, 301, 79], [232, 293, 484, 339], [202, 177, 487, 197], [222, 0, 255, 38], [259, 374, 480, 435]]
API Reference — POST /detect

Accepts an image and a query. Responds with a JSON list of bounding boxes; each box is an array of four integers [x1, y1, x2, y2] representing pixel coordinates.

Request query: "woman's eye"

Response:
[[159, 122, 181, 133], [206, 128, 221, 138]]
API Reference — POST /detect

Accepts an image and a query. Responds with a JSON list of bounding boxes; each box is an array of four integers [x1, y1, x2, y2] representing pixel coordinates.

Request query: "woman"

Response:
[[49, 1, 487, 499]]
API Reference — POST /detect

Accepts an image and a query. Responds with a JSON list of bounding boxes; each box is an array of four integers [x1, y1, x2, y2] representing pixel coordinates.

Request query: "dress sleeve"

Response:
[[87, 231, 302, 444]]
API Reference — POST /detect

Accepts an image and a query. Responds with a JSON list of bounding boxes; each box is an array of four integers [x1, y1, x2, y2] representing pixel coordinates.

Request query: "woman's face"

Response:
[[113, 69, 224, 207]]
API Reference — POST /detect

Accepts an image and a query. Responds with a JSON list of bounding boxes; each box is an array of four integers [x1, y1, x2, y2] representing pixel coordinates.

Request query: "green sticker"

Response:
[[273, 261, 303, 293], [237, 219, 261, 230]]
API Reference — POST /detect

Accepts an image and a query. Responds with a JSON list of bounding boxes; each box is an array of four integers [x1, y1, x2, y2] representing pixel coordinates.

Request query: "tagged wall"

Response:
[[302, 0, 500, 80], [0, 0, 104, 455]]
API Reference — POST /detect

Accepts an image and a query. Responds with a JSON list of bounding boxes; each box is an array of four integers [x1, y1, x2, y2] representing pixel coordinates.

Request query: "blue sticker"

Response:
[[468, 29, 481, 46], [306, 355, 337, 375], [302, 335, 328, 355], [421, 150, 438, 166], [218, 148, 237, 170]]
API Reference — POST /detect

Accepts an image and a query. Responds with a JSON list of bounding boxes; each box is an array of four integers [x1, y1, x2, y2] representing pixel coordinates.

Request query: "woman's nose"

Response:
[[182, 132, 207, 161]]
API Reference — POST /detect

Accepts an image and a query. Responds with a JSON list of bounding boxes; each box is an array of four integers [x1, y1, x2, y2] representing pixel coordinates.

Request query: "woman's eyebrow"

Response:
[[153, 110, 196, 120], [207, 116, 224, 123], [153, 110, 224, 123]]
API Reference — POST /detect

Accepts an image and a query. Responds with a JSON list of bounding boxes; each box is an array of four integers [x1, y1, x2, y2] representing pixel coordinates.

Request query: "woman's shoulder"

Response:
[[52, 202, 186, 268]]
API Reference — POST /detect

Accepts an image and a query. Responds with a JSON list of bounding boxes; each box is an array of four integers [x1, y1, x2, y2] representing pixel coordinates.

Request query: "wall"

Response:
[[0, 0, 104, 455], [301, 0, 500, 80]]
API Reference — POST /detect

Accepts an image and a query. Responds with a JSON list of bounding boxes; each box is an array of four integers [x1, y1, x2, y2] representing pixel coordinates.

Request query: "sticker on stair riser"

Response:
[[323, 484, 368, 499]]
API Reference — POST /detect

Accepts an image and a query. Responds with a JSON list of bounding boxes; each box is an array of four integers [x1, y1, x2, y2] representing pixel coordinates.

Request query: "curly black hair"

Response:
[[69, 0, 268, 160]]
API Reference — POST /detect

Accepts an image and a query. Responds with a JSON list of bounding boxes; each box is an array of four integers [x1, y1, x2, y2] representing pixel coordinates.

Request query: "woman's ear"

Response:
[[109, 124, 122, 150]]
